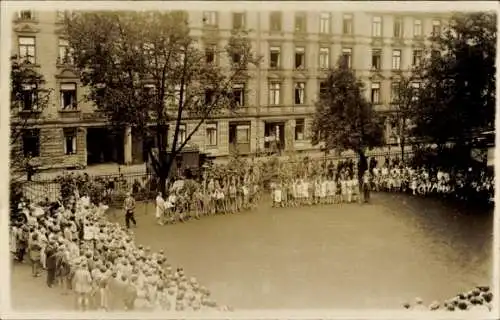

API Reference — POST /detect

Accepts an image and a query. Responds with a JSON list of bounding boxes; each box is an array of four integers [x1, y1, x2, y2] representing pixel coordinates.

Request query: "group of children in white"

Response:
[[154, 158, 494, 221], [10, 194, 229, 312]]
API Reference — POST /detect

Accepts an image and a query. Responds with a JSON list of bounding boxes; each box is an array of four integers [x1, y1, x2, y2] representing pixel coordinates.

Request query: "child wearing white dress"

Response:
[[346, 177, 354, 203], [272, 182, 282, 207], [302, 179, 310, 205], [320, 177, 327, 204], [340, 176, 348, 203], [314, 179, 322, 205]]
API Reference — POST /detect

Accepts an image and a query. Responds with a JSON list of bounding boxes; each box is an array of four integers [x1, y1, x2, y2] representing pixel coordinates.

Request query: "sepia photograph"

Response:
[[2, 0, 498, 317]]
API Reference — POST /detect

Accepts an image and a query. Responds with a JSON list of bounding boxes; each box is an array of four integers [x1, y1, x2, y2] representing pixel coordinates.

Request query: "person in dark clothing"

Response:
[[362, 171, 371, 203], [45, 242, 57, 287], [16, 226, 28, 262], [25, 154, 35, 182], [123, 192, 137, 229]]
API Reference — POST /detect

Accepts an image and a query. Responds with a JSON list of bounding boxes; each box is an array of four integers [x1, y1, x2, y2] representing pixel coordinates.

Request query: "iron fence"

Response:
[[18, 172, 159, 206]]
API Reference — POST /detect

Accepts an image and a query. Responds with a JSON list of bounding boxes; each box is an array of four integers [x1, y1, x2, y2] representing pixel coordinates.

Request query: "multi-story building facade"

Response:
[[11, 10, 449, 170]]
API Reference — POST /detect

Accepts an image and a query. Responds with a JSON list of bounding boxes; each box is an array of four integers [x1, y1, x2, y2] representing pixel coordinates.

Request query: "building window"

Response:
[[372, 16, 382, 37], [393, 17, 403, 38], [413, 19, 422, 37], [269, 46, 281, 69], [269, 82, 281, 105], [63, 128, 77, 155], [295, 12, 306, 32], [171, 84, 182, 106], [178, 124, 187, 144], [295, 47, 305, 69], [432, 20, 441, 36], [319, 12, 330, 34], [412, 49, 423, 66], [341, 48, 352, 69], [431, 49, 440, 60], [21, 84, 37, 111], [22, 129, 40, 157], [319, 81, 328, 96], [392, 49, 401, 70], [60, 83, 77, 110], [232, 84, 245, 107], [58, 39, 73, 65], [143, 84, 156, 98], [205, 45, 216, 64], [232, 12, 245, 29], [391, 81, 400, 103], [342, 14, 353, 35], [204, 89, 215, 106], [236, 125, 250, 143], [56, 10, 66, 22], [18, 10, 34, 20], [18, 37, 36, 64], [411, 82, 421, 101], [371, 82, 381, 104], [206, 123, 218, 146], [295, 119, 305, 140], [203, 11, 217, 26], [371, 49, 382, 70], [319, 47, 330, 69], [270, 12, 282, 31], [232, 52, 242, 64], [294, 82, 305, 105]]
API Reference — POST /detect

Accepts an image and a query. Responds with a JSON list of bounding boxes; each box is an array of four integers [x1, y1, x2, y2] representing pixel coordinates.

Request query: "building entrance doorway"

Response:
[[86, 127, 124, 165]]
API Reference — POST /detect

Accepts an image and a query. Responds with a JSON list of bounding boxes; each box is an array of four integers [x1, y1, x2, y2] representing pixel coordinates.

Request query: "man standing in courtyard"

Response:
[[362, 170, 371, 203], [124, 192, 137, 229]]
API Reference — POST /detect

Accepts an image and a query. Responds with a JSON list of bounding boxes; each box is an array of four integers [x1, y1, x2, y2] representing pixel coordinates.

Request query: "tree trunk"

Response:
[[357, 149, 367, 194], [401, 136, 405, 165]]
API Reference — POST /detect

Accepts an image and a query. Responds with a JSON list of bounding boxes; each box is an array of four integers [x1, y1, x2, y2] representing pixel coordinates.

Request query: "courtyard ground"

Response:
[[10, 192, 492, 310]]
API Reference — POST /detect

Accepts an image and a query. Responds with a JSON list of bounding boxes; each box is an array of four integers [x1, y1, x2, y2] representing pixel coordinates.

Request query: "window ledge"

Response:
[[56, 62, 75, 68], [202, 25, 219, 30], [18, 109, 42, 115], [19, 63, 41, 68], [14, 18, 39, 24]]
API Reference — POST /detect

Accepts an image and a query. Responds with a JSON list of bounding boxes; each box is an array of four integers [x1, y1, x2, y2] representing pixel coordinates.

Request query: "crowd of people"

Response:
[[403, 286, 493, 311], [152, 156, 494, 222], [9, 193, 229, 312], [10, 153, 493, 312], [370, 163, 495, 203]]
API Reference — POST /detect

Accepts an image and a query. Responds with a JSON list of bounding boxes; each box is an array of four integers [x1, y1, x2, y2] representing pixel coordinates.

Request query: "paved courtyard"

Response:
[[11, 193, 492, 310]]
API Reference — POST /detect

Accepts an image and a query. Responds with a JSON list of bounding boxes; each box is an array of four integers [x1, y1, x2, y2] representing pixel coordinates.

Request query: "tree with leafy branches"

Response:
[[10, 55, 52, 220], [389, 75, 421, 164], [64, 11, 259, 194], [411, 12, 496, 151], [10, 55, 52, 182], [311, 58, 384, 181]]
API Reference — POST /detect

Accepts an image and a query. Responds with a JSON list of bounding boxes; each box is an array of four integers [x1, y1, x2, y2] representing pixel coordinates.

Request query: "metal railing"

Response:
[[19, 172, 159, 206]]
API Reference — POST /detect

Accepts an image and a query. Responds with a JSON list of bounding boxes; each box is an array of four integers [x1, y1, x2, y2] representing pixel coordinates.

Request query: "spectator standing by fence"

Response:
[[124, 192, 137, 229], [155, 192, 165, 225]]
